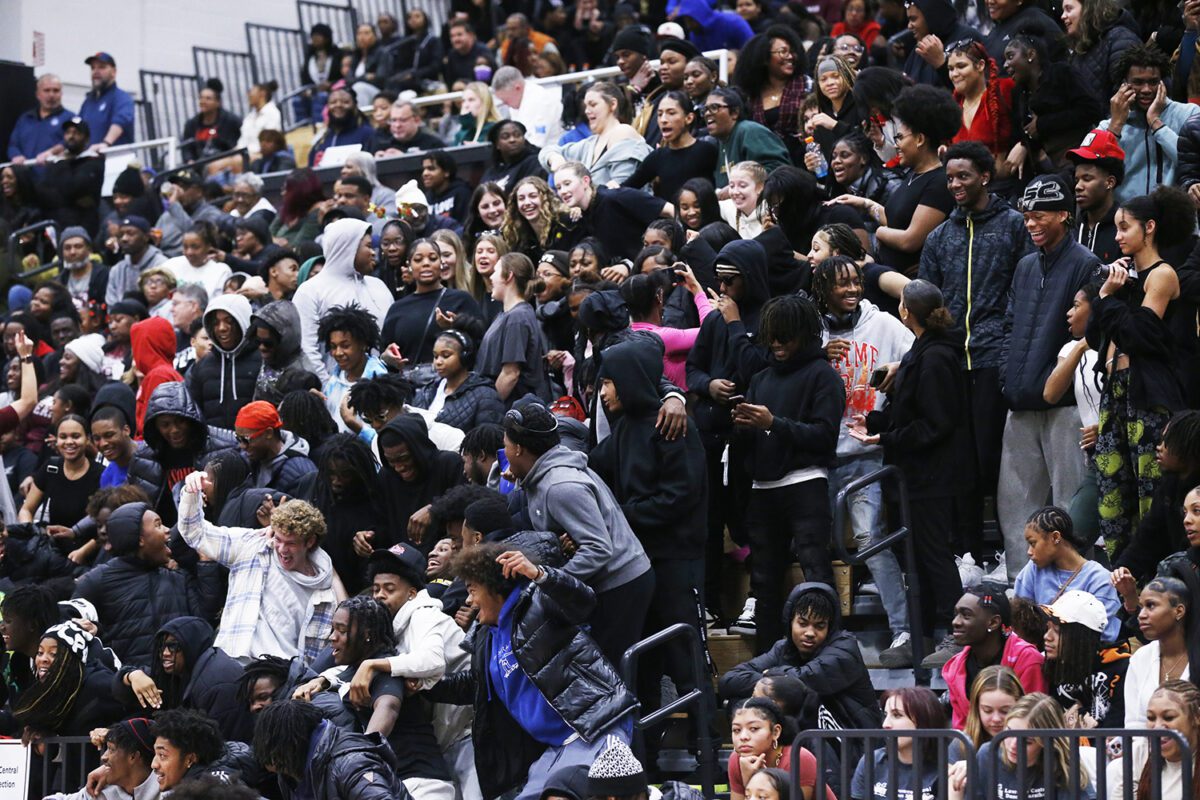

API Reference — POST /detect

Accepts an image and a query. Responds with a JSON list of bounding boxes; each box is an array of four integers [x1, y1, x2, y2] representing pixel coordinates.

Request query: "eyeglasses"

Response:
[[254, 337, 277, 348], [360, 408, 394, 426], [235, 429, 271, 446], [834, 41, 864, 53], [893, 131, 911, 143], [716, 272, 740, 285], [703, 103, 730, 115], [770, 48, 794, 58]]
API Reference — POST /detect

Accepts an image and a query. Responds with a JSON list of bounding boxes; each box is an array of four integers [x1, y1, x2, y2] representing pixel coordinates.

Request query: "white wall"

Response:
[[0, 0, 303, 110]]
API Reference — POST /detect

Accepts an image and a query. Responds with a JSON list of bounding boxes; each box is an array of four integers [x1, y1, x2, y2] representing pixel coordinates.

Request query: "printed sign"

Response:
[[0, 740, 30, 799]]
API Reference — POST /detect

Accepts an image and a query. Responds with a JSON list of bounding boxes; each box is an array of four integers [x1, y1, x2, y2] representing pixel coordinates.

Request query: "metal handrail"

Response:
[[7, 220, 61, 283], [620, 622, 717, 798], [795, 728, 974, 800], [831, 464, 926, 674], [34, 735, 95, 796]]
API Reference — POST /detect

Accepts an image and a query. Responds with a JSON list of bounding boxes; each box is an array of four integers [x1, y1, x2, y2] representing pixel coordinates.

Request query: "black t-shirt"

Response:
[[581, 187, 668, 262], [622, 139, 719, 202], [877, 167, 954, 276], [382, 288, 483, 364], [32, 457, 103, 527], [338, 665, 451, 781], [476, 301, 549, 402], [863, 262, 901, 319]]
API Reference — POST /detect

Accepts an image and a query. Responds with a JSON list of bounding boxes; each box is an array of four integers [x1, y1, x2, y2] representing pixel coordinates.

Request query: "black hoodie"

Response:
[[904, 0, 977, 87], [377, 415, 465, 551], [741, 341, 844, 482], [717, 582, 882, 730], [685, 239, 771, 437], [589, 341, 708, 559], [115, 616, 252, 742]]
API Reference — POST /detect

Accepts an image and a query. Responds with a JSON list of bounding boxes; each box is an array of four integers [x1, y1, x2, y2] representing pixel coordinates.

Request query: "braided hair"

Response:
[[1025, 505, 1089, 551], [947, 39, 1005, 155], [811, 256, 862, 316], [1138, 680, 1200, 800], [338, 595, 397, 661], [236, 655, 293, 710]]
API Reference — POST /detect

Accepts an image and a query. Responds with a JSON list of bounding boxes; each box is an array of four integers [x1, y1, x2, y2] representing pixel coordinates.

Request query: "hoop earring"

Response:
[[772, 738, 779, 751]]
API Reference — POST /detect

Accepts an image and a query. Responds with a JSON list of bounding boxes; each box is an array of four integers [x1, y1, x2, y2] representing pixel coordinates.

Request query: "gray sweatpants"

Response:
[[997, 407, 1086, 581]]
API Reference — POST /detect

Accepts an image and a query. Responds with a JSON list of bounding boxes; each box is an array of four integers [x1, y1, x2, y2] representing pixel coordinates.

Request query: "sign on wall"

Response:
[[32, 31, 44, 67], [0, 740, 30, 799]]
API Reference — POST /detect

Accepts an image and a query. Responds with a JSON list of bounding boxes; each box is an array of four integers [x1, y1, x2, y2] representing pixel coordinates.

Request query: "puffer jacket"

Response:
[[0, 522, 78, 587], [276, 720, 411, 800], [413, 372, 505, 432], [252, 300, 314, 404], [243, 429, 318, 496], [114, 616, 252, 742], [1067, 11, 1142, 100], [131, 316, 184, 437], [1001, 236, 1098, 410], [919, 195, 1033, 371], [187, 293, 263, 428], [1174, 112, 1200, 192], [71, 555, 218, 667], [717, 582, 881, 730], [427, 567, 637, 800], [133, 382, 238, 520]]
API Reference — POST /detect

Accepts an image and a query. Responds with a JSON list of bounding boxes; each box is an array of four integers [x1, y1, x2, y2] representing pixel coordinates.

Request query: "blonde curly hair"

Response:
[[270, 500, 327, 544]]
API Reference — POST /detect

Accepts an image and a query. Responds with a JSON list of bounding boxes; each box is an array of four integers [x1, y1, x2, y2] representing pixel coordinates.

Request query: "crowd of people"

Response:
[[5, 0, 1200, 798]]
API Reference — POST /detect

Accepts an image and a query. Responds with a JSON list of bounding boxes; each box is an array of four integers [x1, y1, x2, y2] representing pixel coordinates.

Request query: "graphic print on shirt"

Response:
[[497, 642, 520, 678], [831, 339, 881, 418]]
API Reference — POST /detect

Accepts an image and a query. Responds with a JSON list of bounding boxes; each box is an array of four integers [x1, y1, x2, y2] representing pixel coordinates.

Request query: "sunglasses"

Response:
[[235, 430, 271, 446]]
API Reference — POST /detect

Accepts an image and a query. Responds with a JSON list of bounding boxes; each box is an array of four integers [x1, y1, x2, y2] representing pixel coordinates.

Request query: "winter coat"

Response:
[[943, 633, 1046, 728], [292, 218, 394, 380], [1087, 279, 1185, 413], [1001, 237, 1098, 410], [521, 445, 652, 593], [685, 239, 771, 437], [741, 342, 845, 481], [905, 0, 977, 87], [0, 522, 78, 587], [919, 195, 1033, 371], [667, 0, 753, 51], [241, 430, 318, 497], [427, 567, 637, 799], [377, 415, 465, 548], [1115, 471, 1200, 582], [589, 341, 708, 559], [1100, 100, 1200, 202], [413, 372, 505, 432], [718, 582, 882, 730], [1067, 11, 1142, 100], [187, 293, 263, 428], [276, 720, 412, 800], [984, 6, 1064, 70], [131, 316, 183, 436], [1012, 63, 1105, 169], [72, 554, 218, 667], [866, 329, 972, 499], [1178, 114, 1200, 192], [115, 616, 252, 742], [252, 300, 314, 404]]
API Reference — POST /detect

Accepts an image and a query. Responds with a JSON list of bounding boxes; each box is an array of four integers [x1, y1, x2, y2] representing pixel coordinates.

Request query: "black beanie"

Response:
[[464, 496, 514, 537], [611, 26, 653, 57], [659, 38, 701, 61], [587, 739, 646, 797], [106, 502, 149, 557], [112, 168, 145, 198]]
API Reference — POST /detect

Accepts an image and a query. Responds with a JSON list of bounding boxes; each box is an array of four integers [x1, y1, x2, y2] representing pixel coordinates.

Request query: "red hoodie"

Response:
[[131, 316, 183, 436], [943, 632, 1046, 729]]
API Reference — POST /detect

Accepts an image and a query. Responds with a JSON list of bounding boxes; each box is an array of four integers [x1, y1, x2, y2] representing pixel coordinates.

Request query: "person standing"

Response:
[[78, 52, 135, 150], [1068, 129, 1125, 264], [997, 175, 1098, 581]]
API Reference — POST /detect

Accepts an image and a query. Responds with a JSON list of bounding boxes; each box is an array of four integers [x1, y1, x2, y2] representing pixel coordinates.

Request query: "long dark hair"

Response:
[[12, 626, 87, 733], [279, 168, 325, 226], [762, 167, 825, 252], [1043, 619, 1101, 694], [312, 433, 383, 511], [675, 178, 722, 231], [733, 25, 807, 99], [200, 450, 250, 523]]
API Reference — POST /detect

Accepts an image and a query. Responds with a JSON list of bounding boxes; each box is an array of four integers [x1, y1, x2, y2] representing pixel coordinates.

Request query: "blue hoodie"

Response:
[[1100, 99, 1200, 203], [668, 0, 753, 51]]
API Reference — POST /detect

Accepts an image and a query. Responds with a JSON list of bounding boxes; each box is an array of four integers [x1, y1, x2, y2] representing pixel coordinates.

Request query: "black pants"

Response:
[[748, 479, 834, 653], [589, 567, 656, 668], [955, 366, 1006, 558], [911, 498, 963, 634], [637, 557, 711, 708], [702, 436, 750, 615]]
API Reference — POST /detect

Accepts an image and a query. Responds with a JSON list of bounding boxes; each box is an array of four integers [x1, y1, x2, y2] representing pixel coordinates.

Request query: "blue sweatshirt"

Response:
[[487, 586, 576, 746]]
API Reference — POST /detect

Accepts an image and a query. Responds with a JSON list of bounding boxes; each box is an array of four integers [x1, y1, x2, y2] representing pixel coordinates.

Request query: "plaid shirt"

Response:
[[748, 75, 808, 147], [178, 489, 336, 664]]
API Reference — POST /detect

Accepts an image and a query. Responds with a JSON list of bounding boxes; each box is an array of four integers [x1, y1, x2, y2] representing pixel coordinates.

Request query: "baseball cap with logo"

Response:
[[1042, 589, 1107, 634], [85, 52, 116, 67], [368, 543, 427, 588], [62, 116, 90, 136], [170, 169, 202, 188], [656, 22, 686, 40], [1068, 129, 1125, 164], [1019, 174, 1074, 213]]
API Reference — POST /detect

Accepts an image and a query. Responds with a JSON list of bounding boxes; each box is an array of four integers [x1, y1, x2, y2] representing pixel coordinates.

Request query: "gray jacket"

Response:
[[521, 445, 651, 593], [105, 245, 167, 307], [45, 771, 160, 800]]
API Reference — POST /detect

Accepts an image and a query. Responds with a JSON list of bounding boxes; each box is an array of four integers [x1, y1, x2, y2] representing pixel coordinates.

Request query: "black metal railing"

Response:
[[135, 98, 157, 143], [297, 0, 359, 48], [7, 220, 61, 285], [247, 23, 307, 98], [832, 465, 926, 673], [796, 729, 974, 800], [400, 0, 450, 34], [34, 735, 96, 797], [139, 70, 202, 148], [161, 147, 252, 180], [621, 622, 717, 798], [193, 47, 260, 119], [351, 0, 402, 28]]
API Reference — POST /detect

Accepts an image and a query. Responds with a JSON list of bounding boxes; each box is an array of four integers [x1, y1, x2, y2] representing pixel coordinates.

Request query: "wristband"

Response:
[[20, 356, 33, 363]]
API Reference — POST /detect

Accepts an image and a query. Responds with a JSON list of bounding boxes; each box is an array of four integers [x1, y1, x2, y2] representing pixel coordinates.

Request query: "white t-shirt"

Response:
[[165, 256, 233, 304], [1057, 339, 1100, 428]]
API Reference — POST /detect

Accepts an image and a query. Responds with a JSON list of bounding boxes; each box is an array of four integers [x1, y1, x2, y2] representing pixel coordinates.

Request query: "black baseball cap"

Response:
[[170, 169, 202, 188], [368, 543, 427, 588], [62, 116, 90, 136]]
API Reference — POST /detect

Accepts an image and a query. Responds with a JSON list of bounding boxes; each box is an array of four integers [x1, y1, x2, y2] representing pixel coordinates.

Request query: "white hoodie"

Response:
[[821, 299, 914, 458], [292, 218, 394, 380]]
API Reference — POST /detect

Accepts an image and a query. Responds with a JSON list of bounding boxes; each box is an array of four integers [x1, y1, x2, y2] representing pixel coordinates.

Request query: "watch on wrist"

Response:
[[20, 355, 33, 363]]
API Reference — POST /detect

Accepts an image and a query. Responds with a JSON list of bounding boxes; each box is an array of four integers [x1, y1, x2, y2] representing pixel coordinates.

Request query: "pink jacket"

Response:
[[630, 291, 714, 389], [943, 634, 1046, 728]]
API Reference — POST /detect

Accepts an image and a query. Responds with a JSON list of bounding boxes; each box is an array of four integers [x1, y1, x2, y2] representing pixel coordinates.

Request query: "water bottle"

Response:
[[805, 136, 828, 179]]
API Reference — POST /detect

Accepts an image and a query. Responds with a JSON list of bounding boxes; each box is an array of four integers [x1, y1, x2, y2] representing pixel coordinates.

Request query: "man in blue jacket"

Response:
[[7, 74, 73, 165], [997, 175, 1098, 581], [78, 52, 135, 150]]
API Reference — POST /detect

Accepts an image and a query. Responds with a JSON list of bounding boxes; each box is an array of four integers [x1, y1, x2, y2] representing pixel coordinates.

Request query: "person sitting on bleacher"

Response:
[[718, 582, 881, 733]]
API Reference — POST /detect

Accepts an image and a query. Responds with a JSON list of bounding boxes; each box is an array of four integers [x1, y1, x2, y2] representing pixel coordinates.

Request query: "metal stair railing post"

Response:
[[795, 729, 973, 800], [35, 735, 94, 796], [161, 147, 252, 181], [831, 464, 926, 675], [140, 71, 203, 156], [297, 0, 360, 48], [245, 23, 308, 130], [7, 220, 63, 285], [620, 622, 716, 798], [193, 47, 261, 119]]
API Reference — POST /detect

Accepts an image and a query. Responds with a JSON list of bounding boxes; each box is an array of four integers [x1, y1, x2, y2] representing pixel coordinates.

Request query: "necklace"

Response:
[[1163, 652, 1188, 681]]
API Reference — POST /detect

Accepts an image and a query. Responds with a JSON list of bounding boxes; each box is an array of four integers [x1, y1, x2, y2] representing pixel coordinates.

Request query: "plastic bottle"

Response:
[[805, 136, 828, 179]]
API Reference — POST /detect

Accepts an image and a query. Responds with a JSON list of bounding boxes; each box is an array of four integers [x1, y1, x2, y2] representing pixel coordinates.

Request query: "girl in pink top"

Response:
[[624, 257, 713, 389]]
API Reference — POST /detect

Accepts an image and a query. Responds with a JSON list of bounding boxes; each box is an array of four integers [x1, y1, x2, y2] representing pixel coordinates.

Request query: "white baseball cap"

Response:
[[656, 22, 685, 40], [1042, 590, 1107, 634]]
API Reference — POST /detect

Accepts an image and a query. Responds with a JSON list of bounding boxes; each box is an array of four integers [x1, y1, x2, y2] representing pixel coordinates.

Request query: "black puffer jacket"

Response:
[[1001, 236, 1098, 410], [71, 555, 219, 667], [413, 372, 505, 432], [187, 293, 263, 428], [136, 382, 239, 518], [0, 523, 78, 589], [1175, 113, 1200, 192], [1067, 11, 1142, 101], [427, 567, 638, 800], [276, 721, 412, 800], [115, 616, 253, 742], [717, 582, 882, 731]]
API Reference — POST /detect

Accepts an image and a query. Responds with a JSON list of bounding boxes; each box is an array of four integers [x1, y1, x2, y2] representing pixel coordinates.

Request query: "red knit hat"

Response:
[[235, 401, 282, 433]]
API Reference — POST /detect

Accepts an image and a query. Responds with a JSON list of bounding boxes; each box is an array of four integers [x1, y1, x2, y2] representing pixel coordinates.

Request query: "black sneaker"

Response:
[[728, 598, 756, 636]]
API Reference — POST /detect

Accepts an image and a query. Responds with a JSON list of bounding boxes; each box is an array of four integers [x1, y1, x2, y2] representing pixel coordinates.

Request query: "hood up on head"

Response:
[[143, 381, 208, 454], [320, 218, 372, 281], [378, 413, 440, 479], [597, 339, 663, 417], [714, 239, 770, 332], [251, 300, 304, 368], [131, 316, 178, 375]]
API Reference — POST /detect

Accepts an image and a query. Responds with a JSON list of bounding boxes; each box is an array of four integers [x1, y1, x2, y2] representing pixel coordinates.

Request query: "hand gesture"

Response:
[[381, 343, 409, 370], [707, 288, 741, 323], [89, 727, 109, 749], [709, 378, 737, 403], [291, 676, 328, 701], [183, 471, 211, 496], [46, 524, 74, 541], [916, 34, 945, 67], [846, 414, 881, 445], [809, 112, 838, 131], [631, 60, 655, 92], [825, 339, 851, 362], [353, 530, 376, 557], [1148, 81, 1168, 123], [408, 504, 433, 544], [435, 308, 457, 330], [257, 495, 286, 528], [128, 669, 163, 709], [732, 402, 774, 430], [1110, 566, 1140, 611], [14, 331, 33, 360], [1109, 83, 1135, 129], [497, 549, 540, 580]]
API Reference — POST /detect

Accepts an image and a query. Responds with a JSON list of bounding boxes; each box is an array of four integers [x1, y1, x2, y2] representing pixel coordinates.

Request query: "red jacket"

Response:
[[131, 317, 183, 436], [953, 77, 1015, 157], [943, 633, 1046, 728]]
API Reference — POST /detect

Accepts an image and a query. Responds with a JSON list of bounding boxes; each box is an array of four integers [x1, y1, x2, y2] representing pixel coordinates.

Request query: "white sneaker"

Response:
[[984, 552, 1008, 586], [728, 598, 756, 636], [859, 582, 879, 595]]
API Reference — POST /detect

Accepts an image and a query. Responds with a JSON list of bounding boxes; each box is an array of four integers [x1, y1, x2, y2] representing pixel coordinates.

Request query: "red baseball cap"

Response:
[[1067, 129, 1125, 164]]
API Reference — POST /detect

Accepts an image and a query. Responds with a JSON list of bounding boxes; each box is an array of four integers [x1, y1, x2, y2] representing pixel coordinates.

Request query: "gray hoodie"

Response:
[[252, 299, 315, 404], [521, 445, 652, 593], [292, 217, 394, 380]]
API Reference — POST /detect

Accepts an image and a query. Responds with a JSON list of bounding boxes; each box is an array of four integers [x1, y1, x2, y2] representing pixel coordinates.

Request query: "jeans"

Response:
[[828, 455, 909, 636], [444, 737, 482, 800], [747, 479, 834, 653], [291, 90, 328, 125], [515, 720, 633, 800]]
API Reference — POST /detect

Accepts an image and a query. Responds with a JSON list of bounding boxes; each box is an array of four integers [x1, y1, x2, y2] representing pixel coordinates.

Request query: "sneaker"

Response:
[[878, 632, 912, 668], [983, 552, 1008, 586], [705, 607, 725, 632], [858, 582, 880, 595], [728, 598, 756, 636], [919, 634, 962, 669]]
